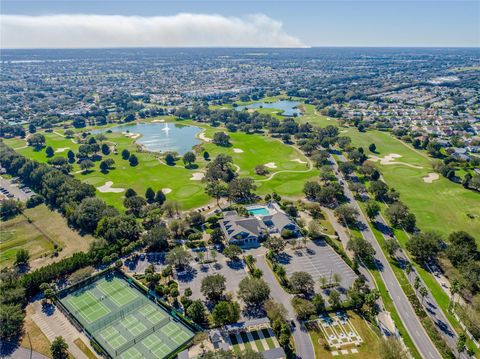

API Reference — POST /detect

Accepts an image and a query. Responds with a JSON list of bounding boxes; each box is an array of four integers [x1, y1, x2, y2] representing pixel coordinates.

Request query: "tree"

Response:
[[378, 337, 409, 359], [365, 200, 380, 221], [124, 195, 146, 217], [67, 150, 75, 163], [154, 190, 166, 205], [304, 181, 321, 200], [205, 180, 228, 207], [212, 301, 240, 326], [51, 337, 69, 359], [369, 143, 376, 152], [162, 200, 181, 217], [186, 300, 208, 324], [45, 146, 54, 158], [142, 226, 170, 251], [227, 177, 256, 203], [384, 238, 400, 257], [312, 294, 326, 314], [79, 159, 94, 172], [27, 133, 46, 150], [419, 286, 428, 305], [125, 188, 137, 198], [264, 237, 286, 255], [291, 297, 316, 320], [29, 123, 36, 133], [70, 197, 110, 233], [166, 247, 192, 268], [334, 204, 358, 227], [0, 199, 23, 220], [129, 154, 139, 166], [213, 132, 231, 146], [369, 180, 389, 200], [0, 304, 25, 340], [122, 149, 130, 160], [328, 289, 341, 309], [446, 231, 477, 266], [145, 187, 155, 203], [201, 274, 226, 301], [101, 143, 110, 155], [456, 333, 467, 353], [183, 151, 196, 167], [406, 231, 442, 263], [203, 151, 210, 161], [165, 153, 176, 166], [289, 271, 315, 295], [347, 237, 376, 263], [238, 277, 270, 306], [223, 245, 242, 260], [385, 202, 410, 228]]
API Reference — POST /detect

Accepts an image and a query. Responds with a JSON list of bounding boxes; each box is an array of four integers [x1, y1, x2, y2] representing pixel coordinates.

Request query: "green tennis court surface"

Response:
[[58, 272, 194, 358]]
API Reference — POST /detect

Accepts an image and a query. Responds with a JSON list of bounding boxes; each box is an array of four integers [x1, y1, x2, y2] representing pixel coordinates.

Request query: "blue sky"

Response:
[[2, 0, 479, 48]]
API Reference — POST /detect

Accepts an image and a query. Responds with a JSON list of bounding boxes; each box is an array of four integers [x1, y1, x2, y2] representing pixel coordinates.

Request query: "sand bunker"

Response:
[[190, 172, 205, 181], [97, 181, 125, 193], [162, 188, 172, 194], [368, 153, 423, 169], [291, 158, 307, 164], [198, 132, 212, 142], [233, 148, 244, 153], [55, 147, 70, 153], [423, 172, 440, 183], [264, 162, 277, 169], [122, 132, 141, 139], [151, 119, 165, 123]]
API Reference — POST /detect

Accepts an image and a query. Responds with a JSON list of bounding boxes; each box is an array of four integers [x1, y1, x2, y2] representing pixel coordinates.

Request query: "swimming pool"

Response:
[[248, 207, 270, 216]]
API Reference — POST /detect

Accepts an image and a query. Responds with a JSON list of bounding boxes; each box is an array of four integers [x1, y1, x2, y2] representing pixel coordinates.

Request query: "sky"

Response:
[[1, 0, 479, 48]]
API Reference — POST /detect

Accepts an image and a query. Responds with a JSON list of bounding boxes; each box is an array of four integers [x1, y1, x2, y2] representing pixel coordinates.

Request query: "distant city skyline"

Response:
[[1, 0, 479, 48]]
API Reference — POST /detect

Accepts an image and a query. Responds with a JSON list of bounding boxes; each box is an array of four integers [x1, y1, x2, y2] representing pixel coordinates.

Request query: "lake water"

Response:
[[235, 100, 302, 117], [96, 122, 202, 155]]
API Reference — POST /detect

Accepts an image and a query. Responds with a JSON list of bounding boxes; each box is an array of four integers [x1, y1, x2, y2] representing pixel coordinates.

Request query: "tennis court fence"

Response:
[[113, 316, 170, 356], [87, 296, 149, 333]]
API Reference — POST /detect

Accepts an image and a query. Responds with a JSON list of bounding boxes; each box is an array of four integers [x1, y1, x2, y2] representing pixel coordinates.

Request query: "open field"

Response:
[[306, 311, 381, 359], [0, 204, 93, 269], [58, 271, 194, 359], [4, 118, 317, 210]]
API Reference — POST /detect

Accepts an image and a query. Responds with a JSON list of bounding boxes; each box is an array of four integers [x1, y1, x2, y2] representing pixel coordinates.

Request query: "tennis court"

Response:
[[58, 271, 194, 358]]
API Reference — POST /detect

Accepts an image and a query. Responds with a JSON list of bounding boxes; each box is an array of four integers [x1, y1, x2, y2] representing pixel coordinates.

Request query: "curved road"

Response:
[[256, 255, 315, 359]]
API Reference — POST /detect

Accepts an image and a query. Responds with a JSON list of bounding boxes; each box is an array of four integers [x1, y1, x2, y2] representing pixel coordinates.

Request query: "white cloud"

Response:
[[0, 13, 306, 49]]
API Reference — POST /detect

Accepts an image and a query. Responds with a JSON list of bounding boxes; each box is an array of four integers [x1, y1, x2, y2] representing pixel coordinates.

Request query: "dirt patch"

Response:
[[122, 132, 141, 139], [368, 153, 423, 169], [423, 172, 440, 183], [264, 162, 277, 169], [96, 181, 125, 193], [162, 188, 172, 194], [291, 158, 307, 164], [233, 148, 244, 153], [198, 132, 212, 143], [190, 172, 205, 181], [55, 147, 70, 153]]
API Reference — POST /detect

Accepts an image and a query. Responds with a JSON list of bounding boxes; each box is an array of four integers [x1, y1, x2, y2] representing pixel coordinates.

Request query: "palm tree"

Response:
[[319, 275, 329, 288], [276, 265, 287, 285], [419, 286, 428, 305], [449, 279, 461, 310], [405, 262, 413, 281]]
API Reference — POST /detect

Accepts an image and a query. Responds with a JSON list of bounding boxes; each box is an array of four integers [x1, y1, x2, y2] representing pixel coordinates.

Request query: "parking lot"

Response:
[[280, 239, 357, 294], [0, 177, 34, 201], [176, 251, 248, 302], [124, 252, 166, 273]]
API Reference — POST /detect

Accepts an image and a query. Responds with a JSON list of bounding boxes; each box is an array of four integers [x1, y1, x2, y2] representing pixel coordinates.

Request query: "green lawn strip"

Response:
[[260, 329, 276, 349], [250, 330, 266, 352], [365, 218, 455, 358], [393, 229, 479, 356], [239, 332, 253, 351]]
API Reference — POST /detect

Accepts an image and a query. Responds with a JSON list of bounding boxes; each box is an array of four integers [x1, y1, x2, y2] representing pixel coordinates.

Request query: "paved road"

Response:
[[331, 153, 442, 359], [256, 255, 315, 359], [374, 213, 468, 358]]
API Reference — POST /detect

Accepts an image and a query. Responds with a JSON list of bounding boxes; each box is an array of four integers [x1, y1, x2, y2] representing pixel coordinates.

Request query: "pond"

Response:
[[96, 122, 202, 155], [235, 100, 302, 117]]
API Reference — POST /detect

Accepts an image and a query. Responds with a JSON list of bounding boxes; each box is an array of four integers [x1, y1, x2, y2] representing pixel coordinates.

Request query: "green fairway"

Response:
[[341, 128, 480, 239], [5, 119, 316, 210]]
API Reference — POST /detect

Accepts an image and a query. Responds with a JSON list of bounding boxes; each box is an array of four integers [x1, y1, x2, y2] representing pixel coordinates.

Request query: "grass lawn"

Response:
[[0, 205, 93, 269], [73, 338, 97, 359], [21, 305, 52, 358], [4, 119, 317, 210], [307, 311, 381, 359]]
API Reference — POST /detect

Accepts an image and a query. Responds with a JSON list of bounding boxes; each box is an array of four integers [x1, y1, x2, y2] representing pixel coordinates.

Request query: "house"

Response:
[[219, 203, 301, 246]]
